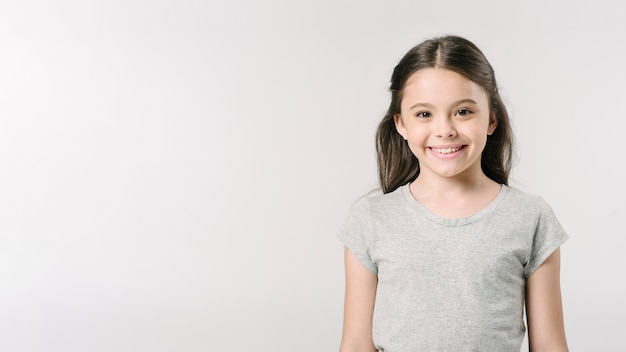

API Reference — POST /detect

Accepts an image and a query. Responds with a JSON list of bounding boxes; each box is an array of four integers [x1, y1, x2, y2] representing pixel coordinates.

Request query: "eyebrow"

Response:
[[408, 98, 479, 111]]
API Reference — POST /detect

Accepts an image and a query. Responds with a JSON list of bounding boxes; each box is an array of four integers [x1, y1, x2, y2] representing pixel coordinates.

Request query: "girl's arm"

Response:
[[339, 247, 378, 352], [525, 248, 569, 352]]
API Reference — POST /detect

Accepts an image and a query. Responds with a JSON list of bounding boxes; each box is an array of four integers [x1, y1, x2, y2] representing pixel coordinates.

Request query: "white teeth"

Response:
[[431, 147, 461, 154]]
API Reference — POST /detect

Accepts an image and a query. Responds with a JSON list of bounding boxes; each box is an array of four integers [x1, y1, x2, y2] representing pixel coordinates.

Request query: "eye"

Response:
[[416, 111, 431, 118], [455, 108, 472, 117]]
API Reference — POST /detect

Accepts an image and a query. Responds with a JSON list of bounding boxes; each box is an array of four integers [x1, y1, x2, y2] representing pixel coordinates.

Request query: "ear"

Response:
[[487, 112, 498, 135], [394, 114, 408, 140]]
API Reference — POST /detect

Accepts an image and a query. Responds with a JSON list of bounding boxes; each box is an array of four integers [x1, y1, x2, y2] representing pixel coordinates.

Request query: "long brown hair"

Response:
[[376, 35, 513, 193]]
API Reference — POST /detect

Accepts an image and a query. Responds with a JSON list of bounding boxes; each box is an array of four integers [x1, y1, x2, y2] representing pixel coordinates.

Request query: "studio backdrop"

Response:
[[1, 0, 624, 351]]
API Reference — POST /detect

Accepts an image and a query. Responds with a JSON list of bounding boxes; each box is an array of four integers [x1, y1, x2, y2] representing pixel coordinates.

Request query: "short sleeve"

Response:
[[524, 197, 569, 278], [337, 197, 378, 275]]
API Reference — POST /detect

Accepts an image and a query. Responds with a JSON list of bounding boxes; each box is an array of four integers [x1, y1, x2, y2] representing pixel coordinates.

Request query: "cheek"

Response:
[[470, 120, 493, 137], [405, 129, 427, 144]]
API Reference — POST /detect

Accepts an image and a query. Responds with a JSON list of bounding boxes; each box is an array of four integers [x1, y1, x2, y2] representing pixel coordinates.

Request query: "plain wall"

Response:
[[1, 0, 624, 351]]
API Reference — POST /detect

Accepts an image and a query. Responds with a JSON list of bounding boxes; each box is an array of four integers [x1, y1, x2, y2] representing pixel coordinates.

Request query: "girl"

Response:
[[338, 36, 569, 351]]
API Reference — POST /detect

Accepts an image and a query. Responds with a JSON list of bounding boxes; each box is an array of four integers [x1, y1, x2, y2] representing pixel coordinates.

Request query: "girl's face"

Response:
[[394, 68, 497, 181]]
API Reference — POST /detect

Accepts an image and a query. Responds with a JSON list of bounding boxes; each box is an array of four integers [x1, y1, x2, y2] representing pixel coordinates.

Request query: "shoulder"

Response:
[[501, 186, 553, 212], [349, 184, 408, 214], [498, 186, 565, 235]]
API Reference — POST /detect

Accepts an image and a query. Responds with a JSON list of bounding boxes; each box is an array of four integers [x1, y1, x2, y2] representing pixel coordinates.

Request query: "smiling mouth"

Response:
[[429, 146, 465, 154]]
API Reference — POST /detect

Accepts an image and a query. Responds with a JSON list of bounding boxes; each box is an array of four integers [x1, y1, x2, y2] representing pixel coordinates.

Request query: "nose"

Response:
[[435, 117, 457, 138]]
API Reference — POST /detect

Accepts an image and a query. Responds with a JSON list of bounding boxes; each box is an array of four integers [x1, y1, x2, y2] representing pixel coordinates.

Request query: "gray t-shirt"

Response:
[[338, 184, 568, 352]]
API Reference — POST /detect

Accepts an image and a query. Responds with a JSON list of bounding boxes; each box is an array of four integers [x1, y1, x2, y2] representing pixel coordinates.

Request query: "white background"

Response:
[[1, 0, 624, 351]]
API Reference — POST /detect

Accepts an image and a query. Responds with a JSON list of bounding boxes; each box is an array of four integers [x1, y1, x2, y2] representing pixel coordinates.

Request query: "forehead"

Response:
[[401, 68, 488, 108]]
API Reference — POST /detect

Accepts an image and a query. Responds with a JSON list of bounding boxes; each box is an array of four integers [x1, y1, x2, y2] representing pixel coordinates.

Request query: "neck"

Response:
[[410, 171, 497, 199], [408, 171, 503, 219]]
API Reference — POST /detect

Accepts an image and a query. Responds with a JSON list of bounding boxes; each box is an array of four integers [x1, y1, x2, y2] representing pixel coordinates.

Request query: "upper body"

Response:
[[338, 183, 568, 351]]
